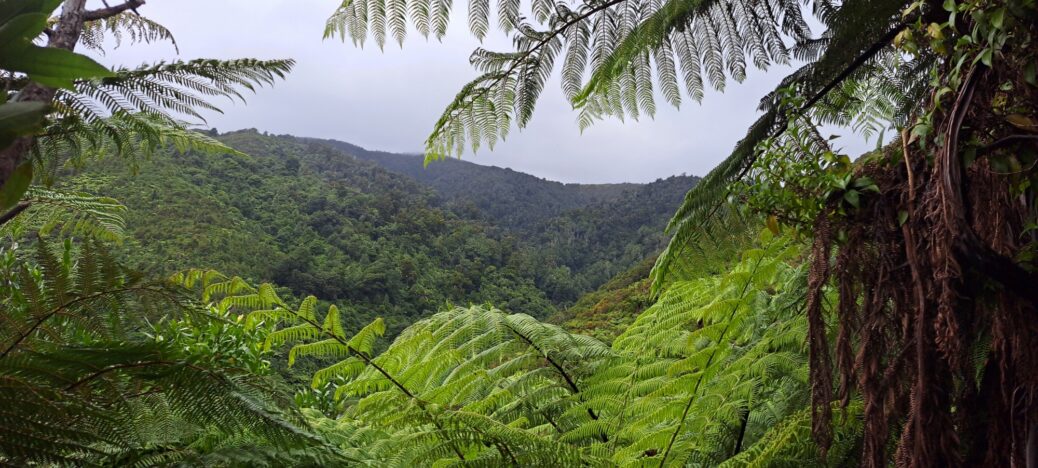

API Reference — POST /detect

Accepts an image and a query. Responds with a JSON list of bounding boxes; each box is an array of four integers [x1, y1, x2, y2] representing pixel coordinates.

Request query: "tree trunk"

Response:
[[1028, 422, 1037, 468], [0, 0, 89, 189]]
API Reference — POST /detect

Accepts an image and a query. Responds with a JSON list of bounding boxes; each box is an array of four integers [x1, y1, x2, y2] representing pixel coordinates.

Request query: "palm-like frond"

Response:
[[33, 111, 243, 181], [326, 0, 918, 170], [21, 58, 294, 175], [328, 0, 818, 162], [79, 12, 179, 54], [0, 241, 343, 465], [0, 185, 126, 241], [58, 58, 295, 124]]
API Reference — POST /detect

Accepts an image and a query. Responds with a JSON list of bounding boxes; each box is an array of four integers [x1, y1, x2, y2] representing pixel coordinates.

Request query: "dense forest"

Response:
[[67, 129, 693, 333], [2, 0, 1037, 466], [313, 138, 642, 230], [318, 137, 701, 300]]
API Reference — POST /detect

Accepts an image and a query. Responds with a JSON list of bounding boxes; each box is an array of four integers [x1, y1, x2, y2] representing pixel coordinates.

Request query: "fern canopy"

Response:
[[0, 240, 348, 465], [197, 231, 857, 466], [323, 0, 930, 288]]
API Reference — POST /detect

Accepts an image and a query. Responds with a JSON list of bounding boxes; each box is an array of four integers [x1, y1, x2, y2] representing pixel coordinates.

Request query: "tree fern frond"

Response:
[[66, 58, 294, 122], [79, 12, 178, 54], [0, 186, 126, 242], [654, 1, 910, 288]]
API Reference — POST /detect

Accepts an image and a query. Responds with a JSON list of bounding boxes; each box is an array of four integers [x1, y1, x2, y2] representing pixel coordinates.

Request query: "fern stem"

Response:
[[732, 406, 750, 457], [65, 360, 174, 391], [503, 322, 608, 442], [0, 286, 174, 359], [607, 359, 640, 451], [657, 237, 776, 466]]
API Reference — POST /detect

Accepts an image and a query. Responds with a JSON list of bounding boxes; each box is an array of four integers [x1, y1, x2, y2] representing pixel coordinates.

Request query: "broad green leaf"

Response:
[[0, 13, 47, 49], [0, 101, 49, 149], [0, 0, 62, 26], [843, 189, 860, 209], [990, 7, 1005, 29], [0, 45, 114, 89], [0, 161, 33, 210]]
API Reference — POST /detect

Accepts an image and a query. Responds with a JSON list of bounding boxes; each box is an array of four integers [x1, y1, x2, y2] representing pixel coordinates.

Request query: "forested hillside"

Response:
[[73, 129, 690, 332], [528, 174, 698, 299], [76, 130, 555, 333], [314, 138, 641, 229], [315, 137, 699, 302]]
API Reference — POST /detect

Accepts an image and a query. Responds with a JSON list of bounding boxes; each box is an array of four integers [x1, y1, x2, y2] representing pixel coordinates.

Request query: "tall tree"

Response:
[[1, 0, 140, 184]]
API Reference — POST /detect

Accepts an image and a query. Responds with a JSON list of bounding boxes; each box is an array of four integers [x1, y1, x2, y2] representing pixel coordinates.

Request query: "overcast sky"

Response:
[[90, 0, 871, 184]]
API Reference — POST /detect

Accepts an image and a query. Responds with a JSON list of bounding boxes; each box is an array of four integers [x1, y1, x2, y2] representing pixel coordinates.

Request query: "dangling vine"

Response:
[[748, 1, 1038, 465]]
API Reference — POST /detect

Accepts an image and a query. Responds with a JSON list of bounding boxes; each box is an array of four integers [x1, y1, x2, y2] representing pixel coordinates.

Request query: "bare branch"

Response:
[[0, 202, 30, 227], [84, 0, 146, 21]]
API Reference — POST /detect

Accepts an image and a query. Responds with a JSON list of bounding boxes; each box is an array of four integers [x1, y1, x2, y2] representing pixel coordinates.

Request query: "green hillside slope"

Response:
[[312, 138, 640, 230], [77, 130, 554, 334], [312, 137, 700, 302], [72, 129, 700, 333]]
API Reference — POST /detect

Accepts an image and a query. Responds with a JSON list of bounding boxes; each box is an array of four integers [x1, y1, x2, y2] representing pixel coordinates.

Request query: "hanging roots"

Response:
[[807, 48, 1038, 467]]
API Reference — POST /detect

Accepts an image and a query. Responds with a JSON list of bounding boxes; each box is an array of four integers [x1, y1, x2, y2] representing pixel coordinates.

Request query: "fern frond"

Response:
[[0, 239, 345, 464], [79, 12, 178, 54], [0, 185, 126, 242]]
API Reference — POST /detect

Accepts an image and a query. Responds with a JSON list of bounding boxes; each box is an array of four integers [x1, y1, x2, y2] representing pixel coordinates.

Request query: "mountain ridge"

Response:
[[80, 128, 699, 332], [307, 137, 678, 232], [304, 135, 700, 302]]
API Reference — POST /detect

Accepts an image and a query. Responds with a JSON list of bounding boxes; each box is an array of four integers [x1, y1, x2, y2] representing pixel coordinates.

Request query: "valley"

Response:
[[76, 129, 696, 334]]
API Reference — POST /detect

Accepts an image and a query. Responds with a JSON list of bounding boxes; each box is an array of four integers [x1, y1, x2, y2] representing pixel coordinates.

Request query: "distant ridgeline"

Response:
[[77, 129, 696, 334], [313, 138, 640, 230], [312, 137, 700, 300]]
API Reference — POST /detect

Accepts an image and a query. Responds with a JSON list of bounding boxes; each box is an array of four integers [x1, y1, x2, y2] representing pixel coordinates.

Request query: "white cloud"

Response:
[[88, 0, 873, 183]]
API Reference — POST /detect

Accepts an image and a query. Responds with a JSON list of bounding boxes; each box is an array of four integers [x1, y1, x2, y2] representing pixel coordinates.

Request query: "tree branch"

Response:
[[0, 0, 89, 189], [65, 360, 173, 391], [0, 202, 30, 227], [977, 134, 1038, 158], [83, 0, 145, 21]]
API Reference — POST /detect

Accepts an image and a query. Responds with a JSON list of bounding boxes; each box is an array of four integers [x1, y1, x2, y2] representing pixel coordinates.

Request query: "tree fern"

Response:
[[21, 58, 295, 175], [327, 0, 819, 162], [0, 185, 126, 241], [60, 58, 294, 124], [1, 6, 294, 193], [194, 231, 839, 466], [0, 241, 344, 465], [78, 11, 179, 54], [33, 111, 245, 182]]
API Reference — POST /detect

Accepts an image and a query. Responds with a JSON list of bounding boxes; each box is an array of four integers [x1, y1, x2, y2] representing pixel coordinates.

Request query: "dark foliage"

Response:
[[75, 130, 555, 335], [313, 138, 699, 303]]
